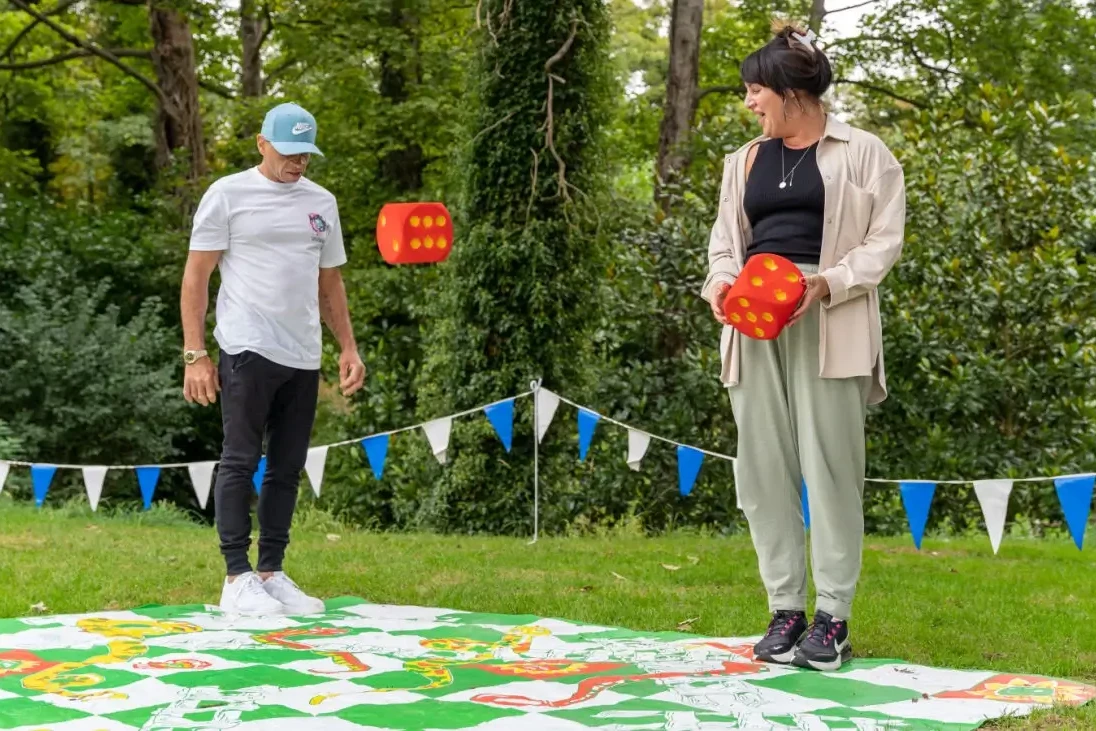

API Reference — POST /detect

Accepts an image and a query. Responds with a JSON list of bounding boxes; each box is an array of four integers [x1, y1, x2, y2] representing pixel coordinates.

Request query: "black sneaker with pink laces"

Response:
[[791, 610, 852, 671], [753, 610, 808, 664]]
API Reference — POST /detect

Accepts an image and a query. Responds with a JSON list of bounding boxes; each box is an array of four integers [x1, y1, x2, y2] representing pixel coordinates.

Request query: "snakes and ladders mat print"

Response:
[[0, 597, 1091, 730]]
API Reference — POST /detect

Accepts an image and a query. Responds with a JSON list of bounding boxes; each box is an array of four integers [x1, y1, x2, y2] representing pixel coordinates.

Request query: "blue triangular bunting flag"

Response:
[[31, 465, 57, 508], [361, 435, 389, 480], [135, 466, 161, 510], [1054, 475, 1094, 550], [900, 481, 937, 550], [677, 446, 704, 496], [577, 409, 601, 461], [484, 399, 515, 452], [802, 479, 810, 530], [252, 456, 267, 495]]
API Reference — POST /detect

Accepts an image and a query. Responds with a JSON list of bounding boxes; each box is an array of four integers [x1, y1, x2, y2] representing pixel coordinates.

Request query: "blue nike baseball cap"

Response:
[[260, 102, 324, 157]]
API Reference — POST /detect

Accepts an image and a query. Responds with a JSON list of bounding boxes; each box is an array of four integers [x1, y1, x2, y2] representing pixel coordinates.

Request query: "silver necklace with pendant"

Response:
[[779, 141, 816, 189]]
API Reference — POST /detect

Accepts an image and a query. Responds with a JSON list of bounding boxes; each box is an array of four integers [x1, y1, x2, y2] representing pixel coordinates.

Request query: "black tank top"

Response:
[[742, 139, 825, 266]]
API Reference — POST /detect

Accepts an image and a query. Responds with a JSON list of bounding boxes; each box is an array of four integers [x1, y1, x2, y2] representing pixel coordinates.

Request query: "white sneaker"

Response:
[[219, 572, 287, 616], [261, 572, 325, 615]]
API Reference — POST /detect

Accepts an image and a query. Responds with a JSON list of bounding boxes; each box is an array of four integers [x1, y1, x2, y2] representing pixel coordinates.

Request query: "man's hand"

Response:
[[710, 282, 731, 325], [339, 349, 366, 397], [787, 274, 830, 328], [183, 358, 220, 406]]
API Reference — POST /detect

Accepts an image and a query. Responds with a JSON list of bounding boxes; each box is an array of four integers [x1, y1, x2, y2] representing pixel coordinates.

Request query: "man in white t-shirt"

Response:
[[180, 102, 365, 616]]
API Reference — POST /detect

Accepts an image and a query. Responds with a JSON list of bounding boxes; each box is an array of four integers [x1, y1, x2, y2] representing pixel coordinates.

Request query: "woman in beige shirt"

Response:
[[702, 22, 906, 671]]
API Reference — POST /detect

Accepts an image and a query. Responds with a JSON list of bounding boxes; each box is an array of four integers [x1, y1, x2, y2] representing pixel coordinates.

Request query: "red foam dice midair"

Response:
[[376, 203, 454, 264]]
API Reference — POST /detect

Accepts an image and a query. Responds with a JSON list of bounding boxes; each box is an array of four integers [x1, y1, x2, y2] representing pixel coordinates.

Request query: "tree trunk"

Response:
[[239, 0, 264, 97], [809, 0, 826, 33], [654, 0, 703, 212], [378, 0, 424, 193], [147, 1, 206, 179]]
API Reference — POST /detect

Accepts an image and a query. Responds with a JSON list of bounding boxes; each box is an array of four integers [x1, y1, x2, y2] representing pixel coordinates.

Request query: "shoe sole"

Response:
[[755, 646, 798, 664], [280, 605, 326, 616], [792, 644, 852, 672], [755, 628, 807, 665], [219, 604, 287, 617]]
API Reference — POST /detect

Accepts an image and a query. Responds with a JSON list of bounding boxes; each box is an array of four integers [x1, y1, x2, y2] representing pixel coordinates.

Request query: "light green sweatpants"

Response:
[[728, 267, 871, 620]]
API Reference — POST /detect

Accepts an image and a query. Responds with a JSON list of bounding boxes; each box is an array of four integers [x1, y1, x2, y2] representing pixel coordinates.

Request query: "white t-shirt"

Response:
[[189, 167, 347, 370]]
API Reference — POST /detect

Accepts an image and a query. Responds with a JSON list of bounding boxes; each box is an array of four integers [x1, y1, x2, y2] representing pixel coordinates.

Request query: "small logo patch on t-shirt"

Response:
[[311, 212, 326, 238]]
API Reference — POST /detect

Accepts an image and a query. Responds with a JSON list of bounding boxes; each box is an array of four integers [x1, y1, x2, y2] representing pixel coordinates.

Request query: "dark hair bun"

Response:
[[739, 19, 833, 99]]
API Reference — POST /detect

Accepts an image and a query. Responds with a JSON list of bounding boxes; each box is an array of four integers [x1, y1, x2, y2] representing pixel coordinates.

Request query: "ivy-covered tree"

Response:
[[411, 0, 613, 533]]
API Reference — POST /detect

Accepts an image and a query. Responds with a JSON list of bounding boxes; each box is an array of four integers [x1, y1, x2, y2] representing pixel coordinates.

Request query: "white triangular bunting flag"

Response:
[[305, 447, 329, 498], [82, 466, 108, 512], [187, 461, 217, 510], [973, 479, 1013, 555], [536, 389, 560, 443], [422, 418, 453, 465], [626, 430, 651, 471], [0, 461, 9, 495]]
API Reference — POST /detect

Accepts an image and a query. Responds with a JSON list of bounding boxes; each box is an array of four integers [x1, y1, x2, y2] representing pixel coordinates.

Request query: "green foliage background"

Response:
[[0, 0, 1093, 538]]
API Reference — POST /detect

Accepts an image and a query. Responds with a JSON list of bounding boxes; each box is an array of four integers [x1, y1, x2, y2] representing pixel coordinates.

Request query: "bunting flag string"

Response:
[[552, 394, 737, 463], [0, 385, 1091, 554]]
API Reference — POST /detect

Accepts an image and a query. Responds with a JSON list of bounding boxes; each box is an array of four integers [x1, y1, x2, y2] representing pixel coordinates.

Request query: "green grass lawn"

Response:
[[0, 501, 1093, 728]]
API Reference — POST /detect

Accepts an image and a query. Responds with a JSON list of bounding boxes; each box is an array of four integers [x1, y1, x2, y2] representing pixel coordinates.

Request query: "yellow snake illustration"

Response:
[[252, 628, 370, 674], [310, 625, 550, 705], [21, 618, 201, 700]]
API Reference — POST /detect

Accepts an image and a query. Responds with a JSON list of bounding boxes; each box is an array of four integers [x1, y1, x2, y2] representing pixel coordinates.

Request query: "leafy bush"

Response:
[[870, 90, 1096, 533], [0, 280, 190, 507], [0, 192, 185, 319], [0, 419, 23, 461]]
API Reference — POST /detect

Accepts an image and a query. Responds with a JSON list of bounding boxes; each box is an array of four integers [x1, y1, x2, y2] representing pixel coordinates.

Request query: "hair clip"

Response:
[[792, 29, 818, 51]]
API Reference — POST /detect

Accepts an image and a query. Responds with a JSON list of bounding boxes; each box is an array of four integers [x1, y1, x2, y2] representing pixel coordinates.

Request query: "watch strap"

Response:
[[184, 348, 209, 364]]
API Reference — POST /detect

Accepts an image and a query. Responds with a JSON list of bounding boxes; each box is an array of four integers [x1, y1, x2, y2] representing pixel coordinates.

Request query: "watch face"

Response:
[[184, 351, 196, 364]]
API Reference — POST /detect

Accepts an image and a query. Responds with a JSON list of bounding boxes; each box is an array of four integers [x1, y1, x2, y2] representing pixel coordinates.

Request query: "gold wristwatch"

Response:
[[183, 349, 208, 365]]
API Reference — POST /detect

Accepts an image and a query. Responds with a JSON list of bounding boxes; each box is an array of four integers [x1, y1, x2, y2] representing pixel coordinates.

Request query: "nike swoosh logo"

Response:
[[292, 123, 313, 135]]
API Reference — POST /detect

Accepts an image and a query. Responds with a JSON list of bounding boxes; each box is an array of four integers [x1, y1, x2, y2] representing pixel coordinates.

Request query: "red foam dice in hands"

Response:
[[376, 202, 454, 264], [722, 254, 806, 340]]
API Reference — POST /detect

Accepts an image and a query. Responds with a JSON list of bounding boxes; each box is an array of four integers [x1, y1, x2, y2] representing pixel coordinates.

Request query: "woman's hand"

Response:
[[710, 282, 731, 325], [787, 274, 830, 327]]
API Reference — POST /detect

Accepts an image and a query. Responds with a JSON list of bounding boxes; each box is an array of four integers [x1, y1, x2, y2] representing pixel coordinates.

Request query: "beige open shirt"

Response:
[[700, 116, 906, 406]]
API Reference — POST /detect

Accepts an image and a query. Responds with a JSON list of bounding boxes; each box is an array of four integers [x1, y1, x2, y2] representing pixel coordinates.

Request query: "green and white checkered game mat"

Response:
[[0, 597, 1091, 730]]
